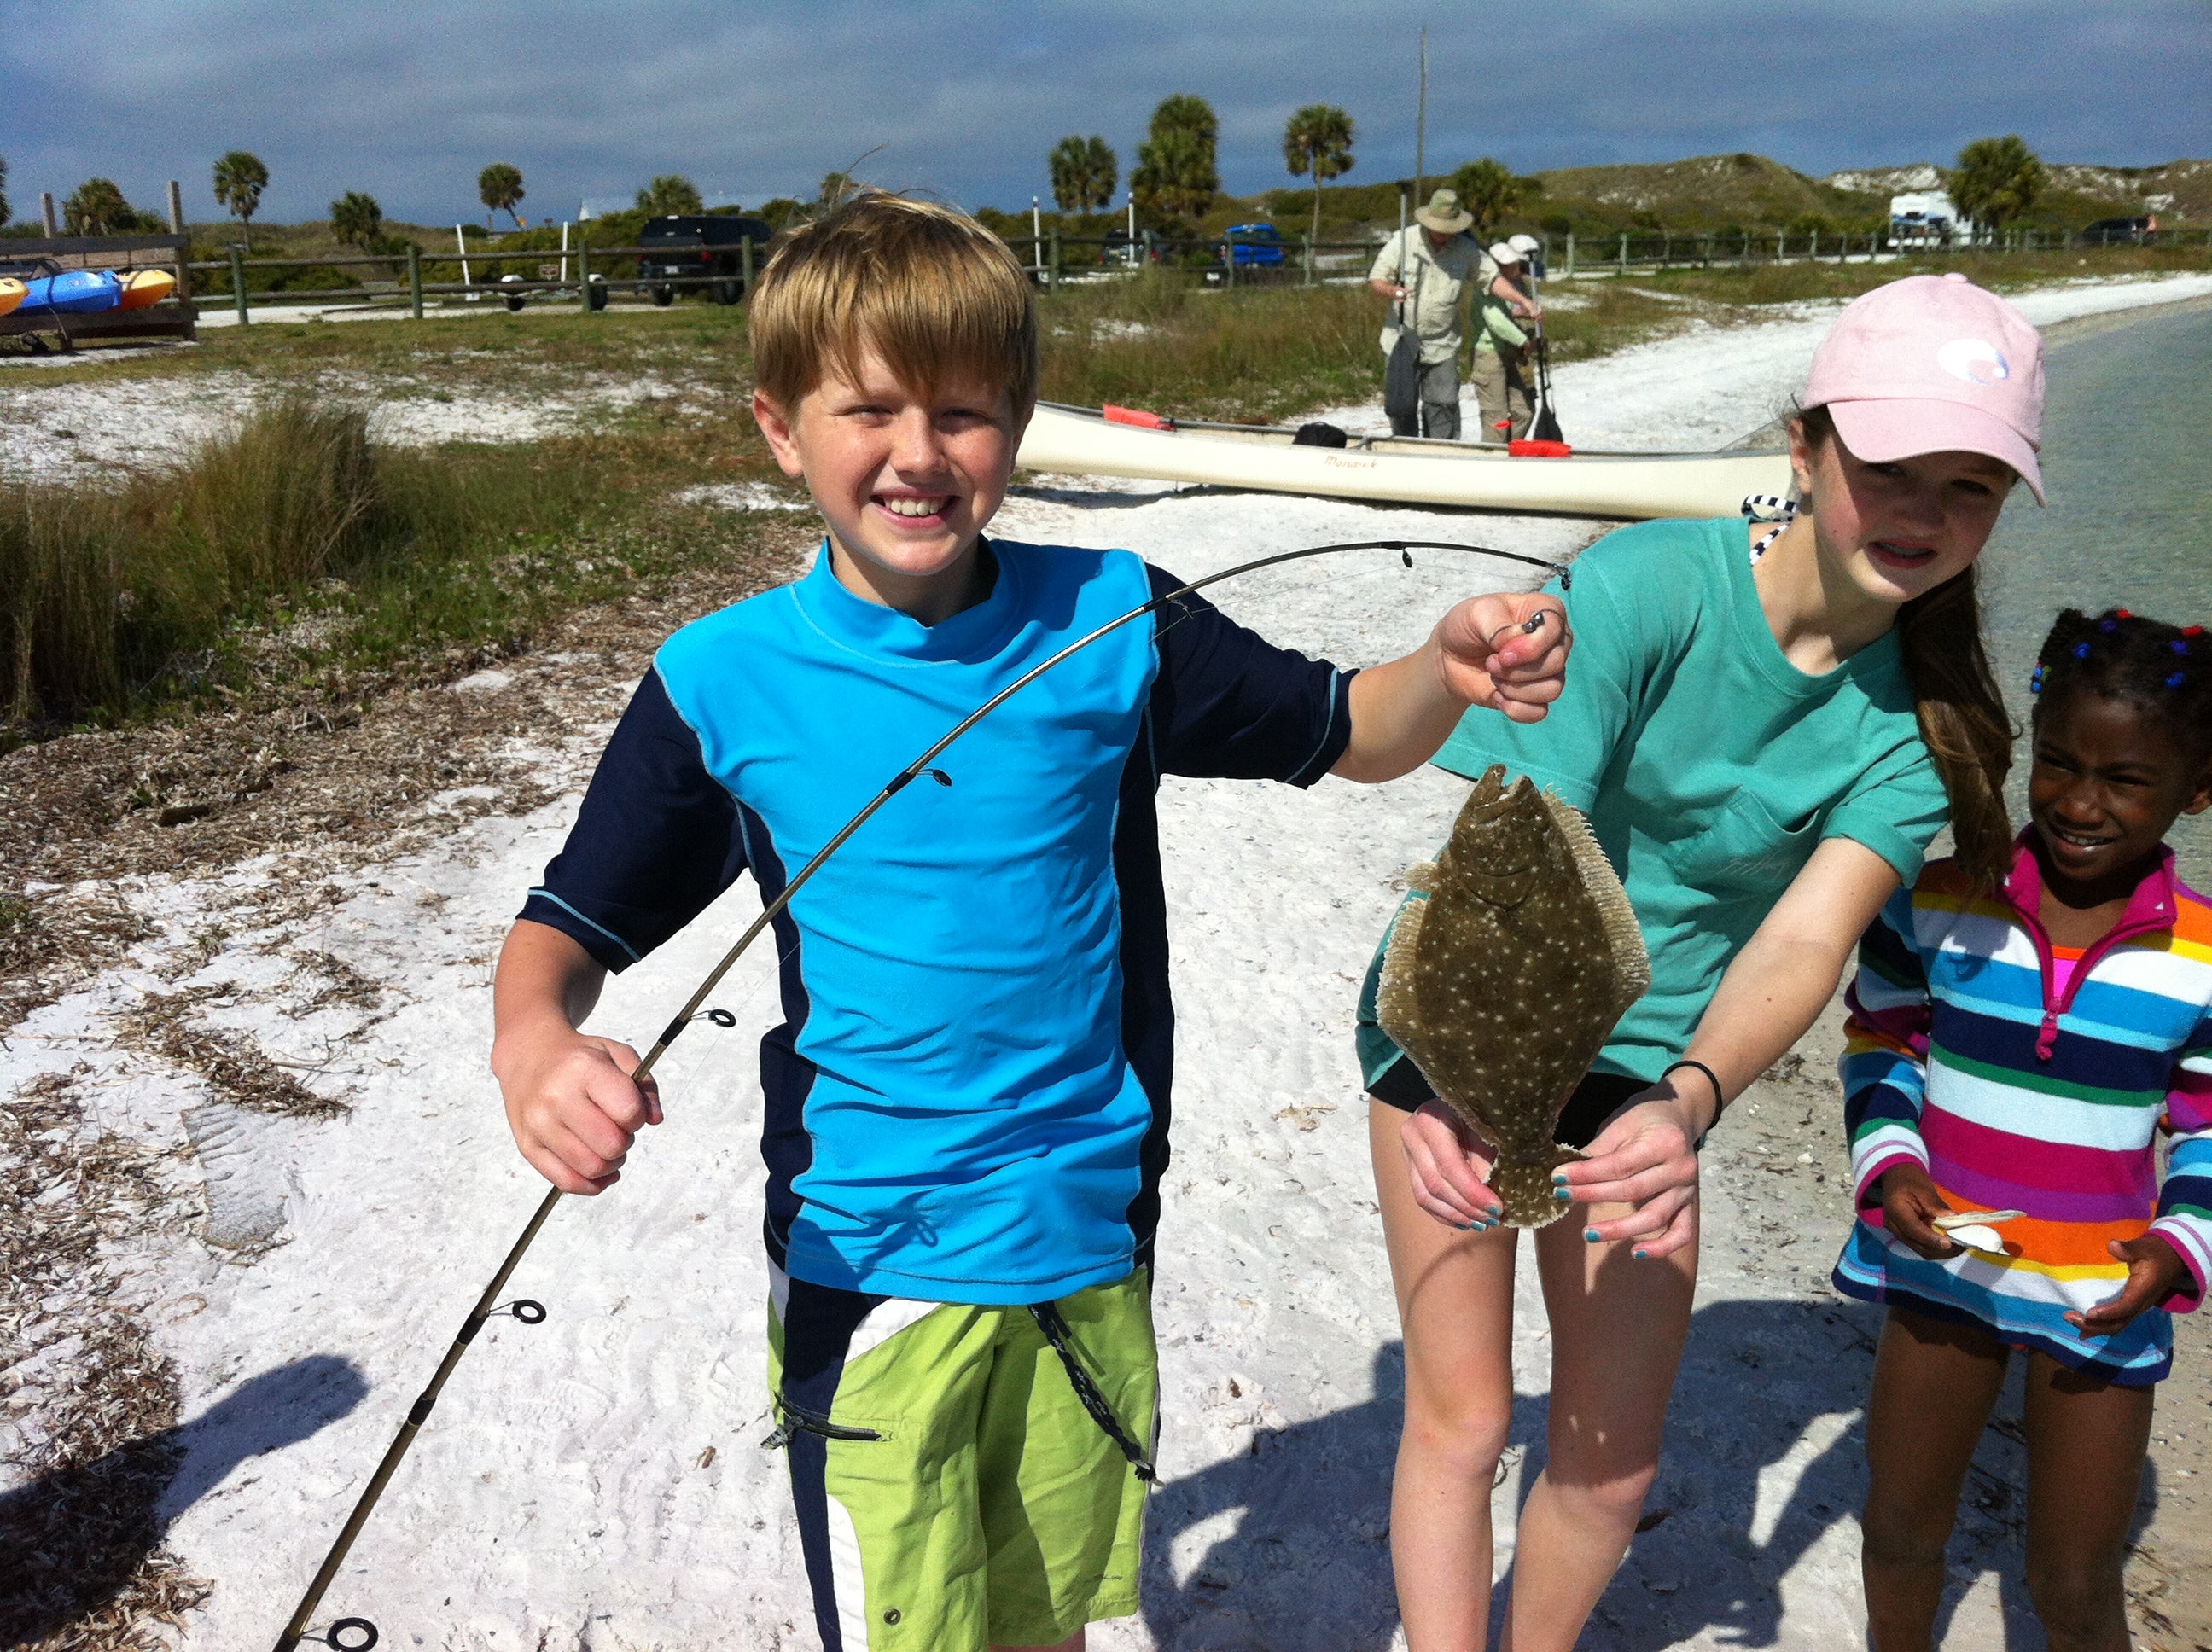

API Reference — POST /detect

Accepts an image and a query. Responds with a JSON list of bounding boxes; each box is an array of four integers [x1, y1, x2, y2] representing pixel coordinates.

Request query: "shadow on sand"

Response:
[[1138, 1298, 2157, 1650], [0, 1353, 367, 1645]]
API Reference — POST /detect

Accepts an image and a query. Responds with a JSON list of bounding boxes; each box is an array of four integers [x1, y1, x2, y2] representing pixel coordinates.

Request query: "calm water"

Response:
[[1976, 302, 2212, 886]]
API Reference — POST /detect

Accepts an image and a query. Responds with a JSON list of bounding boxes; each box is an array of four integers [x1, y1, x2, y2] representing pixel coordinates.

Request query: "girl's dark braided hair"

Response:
[[2033, 608, 2212, 755]]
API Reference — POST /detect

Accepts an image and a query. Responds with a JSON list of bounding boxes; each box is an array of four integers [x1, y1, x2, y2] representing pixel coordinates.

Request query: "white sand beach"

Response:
[[6, 270, 2211, 1652]]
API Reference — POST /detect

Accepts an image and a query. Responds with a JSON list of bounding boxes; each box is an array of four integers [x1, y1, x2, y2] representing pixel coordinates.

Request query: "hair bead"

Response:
[[2029, 663, 2046, 694], [2075, 642, 2093, 659], [2100, 619, 2120, 634], [2169, 672, 2189, 689]]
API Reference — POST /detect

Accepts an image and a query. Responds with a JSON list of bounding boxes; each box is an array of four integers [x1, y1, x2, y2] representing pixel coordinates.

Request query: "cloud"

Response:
[[3, 0, 2205, 225]]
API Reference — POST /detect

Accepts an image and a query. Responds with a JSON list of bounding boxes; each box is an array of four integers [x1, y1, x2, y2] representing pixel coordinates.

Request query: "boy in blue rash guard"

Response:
[[491, 193, 1570, 1652]]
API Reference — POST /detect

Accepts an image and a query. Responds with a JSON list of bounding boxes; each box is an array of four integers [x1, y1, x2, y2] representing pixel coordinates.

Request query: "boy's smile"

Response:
[[754, 345, 1024, 625]]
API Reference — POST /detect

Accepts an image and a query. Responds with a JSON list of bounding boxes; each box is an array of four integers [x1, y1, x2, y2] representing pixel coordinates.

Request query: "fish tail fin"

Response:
[[1491, 1142, 1586, 1229], [1538, 791, 1651, 1015]]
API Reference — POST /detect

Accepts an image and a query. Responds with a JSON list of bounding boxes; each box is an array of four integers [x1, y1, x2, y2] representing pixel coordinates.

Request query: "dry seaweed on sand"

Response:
[[0, 1070, 211, 1652]]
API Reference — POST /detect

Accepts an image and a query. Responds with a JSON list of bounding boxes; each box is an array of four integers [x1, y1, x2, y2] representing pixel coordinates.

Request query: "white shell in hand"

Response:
[[1942, 1224, 2010, 1254], [1932, 1208, 2024, 1231]]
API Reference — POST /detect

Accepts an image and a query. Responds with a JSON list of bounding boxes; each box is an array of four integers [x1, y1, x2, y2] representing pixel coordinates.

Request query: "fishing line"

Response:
[[272, 536, 1572, 1652]]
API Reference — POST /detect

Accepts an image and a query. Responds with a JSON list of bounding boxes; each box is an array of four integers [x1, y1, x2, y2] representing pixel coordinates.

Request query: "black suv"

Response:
[[638, 214, 775, 305], [2080, 215, 2158, 246]]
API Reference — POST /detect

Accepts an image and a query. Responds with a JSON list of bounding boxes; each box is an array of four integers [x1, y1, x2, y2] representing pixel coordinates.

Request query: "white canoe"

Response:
[[1016, 402, 1791, 521]]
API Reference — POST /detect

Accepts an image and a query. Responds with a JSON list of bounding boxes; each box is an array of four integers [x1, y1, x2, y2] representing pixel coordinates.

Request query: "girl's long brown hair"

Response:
[[1798, 406, 2016, 888]]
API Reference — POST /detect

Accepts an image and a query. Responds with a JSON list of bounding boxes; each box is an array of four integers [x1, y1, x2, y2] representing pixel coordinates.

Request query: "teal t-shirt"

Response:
[[1364, 514, 1948, 1085]]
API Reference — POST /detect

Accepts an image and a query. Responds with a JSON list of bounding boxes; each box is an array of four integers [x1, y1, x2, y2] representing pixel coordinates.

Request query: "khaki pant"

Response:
[[1387, 355, 1462, 441], [1470, 345, 1534, 444]]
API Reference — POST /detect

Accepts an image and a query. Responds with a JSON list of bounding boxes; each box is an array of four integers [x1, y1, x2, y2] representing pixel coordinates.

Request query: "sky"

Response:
[[3, 0, 2209, 228]]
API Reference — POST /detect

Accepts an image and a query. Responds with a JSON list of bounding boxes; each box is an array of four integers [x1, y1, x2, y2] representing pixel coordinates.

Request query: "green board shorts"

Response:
[[769, 1265, 1158, 1651]]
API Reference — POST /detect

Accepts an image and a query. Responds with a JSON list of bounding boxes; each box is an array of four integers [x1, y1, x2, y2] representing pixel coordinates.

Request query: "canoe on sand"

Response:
[[1015, 402, 1791, 521]]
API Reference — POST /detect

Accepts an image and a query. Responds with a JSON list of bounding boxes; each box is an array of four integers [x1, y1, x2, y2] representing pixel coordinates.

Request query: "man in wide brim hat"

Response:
[[1370, 189, 1541, 439]]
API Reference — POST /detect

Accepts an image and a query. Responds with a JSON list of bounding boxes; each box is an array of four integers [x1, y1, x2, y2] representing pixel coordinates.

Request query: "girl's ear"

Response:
[[1785, 416, 1819, 502], [2183, 753, 2212, 818]]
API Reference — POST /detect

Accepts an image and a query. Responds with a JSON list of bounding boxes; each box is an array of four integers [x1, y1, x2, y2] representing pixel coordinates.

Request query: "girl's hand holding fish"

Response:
[[1399, 1100, 1505, 1230], [2065, 1233, 2192, 1338], [1554, 1081, 1703, 1259]]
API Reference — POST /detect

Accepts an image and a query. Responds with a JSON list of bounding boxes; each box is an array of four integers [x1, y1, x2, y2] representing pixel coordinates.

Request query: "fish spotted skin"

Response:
[[1377, 765, 1650, 1226]]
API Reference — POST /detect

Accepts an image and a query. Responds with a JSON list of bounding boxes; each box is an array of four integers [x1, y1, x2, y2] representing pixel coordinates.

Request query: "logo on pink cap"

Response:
[[1936, 339, 2009, 387], [1802, 273, 2046, 503]]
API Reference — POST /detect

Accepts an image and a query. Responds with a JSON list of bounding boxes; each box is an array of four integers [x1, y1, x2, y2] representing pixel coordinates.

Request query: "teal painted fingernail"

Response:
[[1584, 1228, 1602, 1243], [1555, 1187, 1572, 1202], [1487, 1207, 1504, 1222], [1551, 1172, 1569, 1185], [1633, 1248, 1650, 1260]]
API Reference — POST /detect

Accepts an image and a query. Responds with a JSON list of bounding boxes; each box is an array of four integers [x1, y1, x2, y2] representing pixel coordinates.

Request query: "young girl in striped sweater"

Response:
[[1836, 607, 2212, 1652]]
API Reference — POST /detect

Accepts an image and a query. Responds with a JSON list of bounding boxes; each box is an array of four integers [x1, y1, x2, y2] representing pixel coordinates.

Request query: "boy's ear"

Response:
[[752, 388, 808, 479]]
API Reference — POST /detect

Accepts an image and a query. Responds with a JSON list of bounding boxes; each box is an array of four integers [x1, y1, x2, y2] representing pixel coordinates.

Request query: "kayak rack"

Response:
[[1, 232, 198, 353]]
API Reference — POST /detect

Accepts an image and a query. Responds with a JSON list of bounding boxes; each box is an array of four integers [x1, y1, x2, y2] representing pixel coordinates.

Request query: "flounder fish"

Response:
[[1377, 764, 1650, 1227]]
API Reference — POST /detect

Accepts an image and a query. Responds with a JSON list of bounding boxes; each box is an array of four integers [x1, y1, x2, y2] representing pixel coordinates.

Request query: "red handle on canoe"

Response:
[[1103, 404, 1176, 431], [1508, 439, 1573, 457]]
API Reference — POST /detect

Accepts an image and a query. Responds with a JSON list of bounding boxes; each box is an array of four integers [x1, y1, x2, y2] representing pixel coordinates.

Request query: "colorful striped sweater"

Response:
[[1831, 836, 2212, 1384]]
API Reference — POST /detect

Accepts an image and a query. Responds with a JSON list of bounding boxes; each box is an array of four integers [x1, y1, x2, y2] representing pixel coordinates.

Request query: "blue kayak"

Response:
[[19, 270, 125, 315]]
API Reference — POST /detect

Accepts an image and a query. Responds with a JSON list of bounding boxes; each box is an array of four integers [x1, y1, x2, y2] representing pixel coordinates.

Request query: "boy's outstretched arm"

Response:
[[1333, 591, 1569, 782], [492, 919, 662, 1195]]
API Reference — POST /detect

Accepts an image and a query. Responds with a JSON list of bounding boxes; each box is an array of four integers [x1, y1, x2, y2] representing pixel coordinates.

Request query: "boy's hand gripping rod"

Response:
[[273, 538, 1571, 1651]]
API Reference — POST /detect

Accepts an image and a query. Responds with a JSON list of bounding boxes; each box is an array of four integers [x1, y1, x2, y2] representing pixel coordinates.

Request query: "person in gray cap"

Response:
[[1471, 239, 1537, 442], [1371, 189, 1540, 439]]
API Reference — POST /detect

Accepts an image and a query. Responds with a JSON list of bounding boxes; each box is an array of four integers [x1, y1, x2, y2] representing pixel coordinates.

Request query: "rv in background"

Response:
[[1889, 190, 1977, 249]]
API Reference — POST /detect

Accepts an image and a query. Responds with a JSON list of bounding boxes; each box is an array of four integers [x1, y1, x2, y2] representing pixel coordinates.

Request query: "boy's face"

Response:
[[754, 343, 1023, 617]]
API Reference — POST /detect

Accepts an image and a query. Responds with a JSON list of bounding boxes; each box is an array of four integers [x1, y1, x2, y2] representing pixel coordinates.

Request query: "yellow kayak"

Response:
[[117, 268, 178, 310], [0, 278, 25, 318]]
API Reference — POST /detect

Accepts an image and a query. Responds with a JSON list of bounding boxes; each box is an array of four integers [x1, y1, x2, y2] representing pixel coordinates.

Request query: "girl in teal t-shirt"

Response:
[[1360, 273, 2047, 1649]]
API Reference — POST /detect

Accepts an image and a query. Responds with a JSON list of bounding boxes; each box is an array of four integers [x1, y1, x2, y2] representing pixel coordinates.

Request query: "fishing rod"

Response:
[[272, 535, 1574, 1652]]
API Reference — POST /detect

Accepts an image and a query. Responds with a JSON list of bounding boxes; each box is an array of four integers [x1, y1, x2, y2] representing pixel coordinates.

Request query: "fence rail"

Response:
[[16, 221, 2206, 337]]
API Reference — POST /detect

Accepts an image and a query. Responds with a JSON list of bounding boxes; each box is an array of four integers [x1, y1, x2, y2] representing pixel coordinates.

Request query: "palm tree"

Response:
[[0, 154, 11, 230], [1950, 135, 2045, 236], [1049, 136, 1118, 214], [63, 177, 137, 236], [477, 163, 526, 230], [1132, 95, 1220, 225], [330, 191, 384, 249], [212, 150, 270, 230], [635, 174, 704, 217], [1282, 105, 1355, 247], [1447, 157, 1525, 238]]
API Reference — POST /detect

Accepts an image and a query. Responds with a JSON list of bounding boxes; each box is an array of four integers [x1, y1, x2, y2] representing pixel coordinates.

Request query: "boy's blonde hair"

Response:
[[751, 192, 1039, 421]]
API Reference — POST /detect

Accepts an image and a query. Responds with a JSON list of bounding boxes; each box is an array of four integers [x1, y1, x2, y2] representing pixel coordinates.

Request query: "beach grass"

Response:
[[0, 393, 782, 737]]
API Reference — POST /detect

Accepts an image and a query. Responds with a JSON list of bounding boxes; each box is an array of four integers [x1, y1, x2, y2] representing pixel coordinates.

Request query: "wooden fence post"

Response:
[[1564, 230, 1575, 277], [41, 193, 58, 236], [1701, 234, 1712, 269], [742, 234, 755, 299], [1617, 231, 1627, 274], [578, 235, 592, 314], [166, 181, 192, 303], [1048, 227, 1061, 294], [408, 245, 424, 319], [230, 244, 250, 324]]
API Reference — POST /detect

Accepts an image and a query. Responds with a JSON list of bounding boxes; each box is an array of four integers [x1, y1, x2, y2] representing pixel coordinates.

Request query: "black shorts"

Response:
[[1366, 1061, 1650, 1151]]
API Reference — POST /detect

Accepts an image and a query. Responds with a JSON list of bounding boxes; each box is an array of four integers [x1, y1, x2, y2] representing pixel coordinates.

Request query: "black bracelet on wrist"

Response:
[[1661, 1059, 1726, 1149]]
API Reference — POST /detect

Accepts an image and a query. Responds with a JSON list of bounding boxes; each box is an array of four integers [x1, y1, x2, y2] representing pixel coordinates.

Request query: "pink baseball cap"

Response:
[[1802, 272, 2046, 503]]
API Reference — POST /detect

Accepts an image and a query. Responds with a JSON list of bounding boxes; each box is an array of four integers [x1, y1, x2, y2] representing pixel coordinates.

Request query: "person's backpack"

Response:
[[1383, 238, 1425, 427], [1383, 323, 1421, 426]]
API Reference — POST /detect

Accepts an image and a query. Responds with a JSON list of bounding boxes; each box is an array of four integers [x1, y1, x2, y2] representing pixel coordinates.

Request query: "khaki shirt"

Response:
[[1371, 227, 1496, 365]]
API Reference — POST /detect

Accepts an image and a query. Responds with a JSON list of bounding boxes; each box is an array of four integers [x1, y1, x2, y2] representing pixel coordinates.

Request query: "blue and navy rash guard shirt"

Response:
[[522, 540, 1353, 1305]]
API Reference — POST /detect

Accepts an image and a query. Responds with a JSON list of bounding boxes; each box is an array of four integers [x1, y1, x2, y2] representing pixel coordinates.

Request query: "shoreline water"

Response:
[[5, 271, 2210, 1651]]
